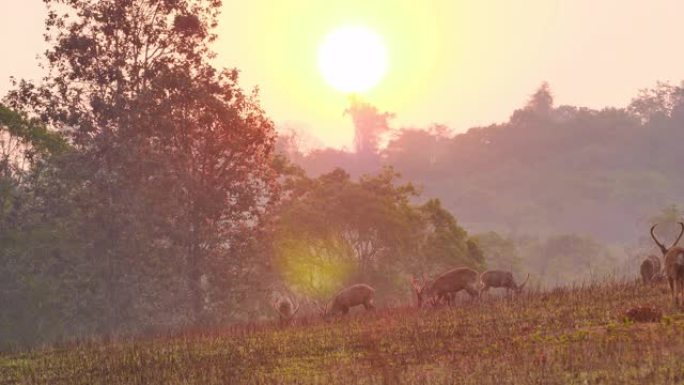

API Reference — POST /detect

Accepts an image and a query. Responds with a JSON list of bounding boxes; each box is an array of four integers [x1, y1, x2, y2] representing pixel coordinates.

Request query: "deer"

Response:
[[320, 283, 375, 318], [640, 254, 662, 284], [410, 267, 480, 308], [650, 222, 684, 305], [479, 270, 529, 296], [271, 294, 300, 325]]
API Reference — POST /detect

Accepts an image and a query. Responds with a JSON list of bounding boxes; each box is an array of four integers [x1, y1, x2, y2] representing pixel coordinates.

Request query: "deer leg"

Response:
[[363, 300, 375, 311], [670, 277, 677, 305], [438, 294, 446, 306], [465, 286, 478, 301], [449, 292, 456, 306]]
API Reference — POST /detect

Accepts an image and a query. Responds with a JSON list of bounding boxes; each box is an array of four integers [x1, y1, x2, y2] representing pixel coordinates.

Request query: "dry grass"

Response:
[[3, 279, 684, 384]]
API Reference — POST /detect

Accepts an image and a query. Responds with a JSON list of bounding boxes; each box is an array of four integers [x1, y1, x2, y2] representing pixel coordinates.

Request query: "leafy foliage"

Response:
[[273, 166, 484, 301], [1, 0, 277, 348]]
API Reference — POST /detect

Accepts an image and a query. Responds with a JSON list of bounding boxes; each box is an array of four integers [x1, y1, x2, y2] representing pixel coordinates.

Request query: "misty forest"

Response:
[[3, 1, 684, 384]]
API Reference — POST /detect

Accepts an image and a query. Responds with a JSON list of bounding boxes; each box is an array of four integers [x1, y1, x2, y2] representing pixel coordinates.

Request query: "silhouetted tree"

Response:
[[346, 97, 394, 157]]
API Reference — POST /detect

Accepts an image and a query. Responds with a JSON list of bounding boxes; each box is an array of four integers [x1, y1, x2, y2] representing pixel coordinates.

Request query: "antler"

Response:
[[672, 222, 684, 248], [518, 273, 530, 291], [271, 296, 282, 313], [314, 300, 328, 317], [651, 224, 668, 255], [290, 295, 300, 317], [409, 275, 423, 293]]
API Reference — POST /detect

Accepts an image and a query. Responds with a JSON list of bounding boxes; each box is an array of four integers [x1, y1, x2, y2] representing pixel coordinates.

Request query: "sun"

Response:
[[318, 26, 388, 93]]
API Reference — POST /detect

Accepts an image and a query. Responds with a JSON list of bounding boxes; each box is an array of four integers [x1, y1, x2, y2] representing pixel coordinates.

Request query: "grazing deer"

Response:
[[480, 270, 529, 296], [410, 267, 480, 308], [650, 223, 684, 305], [320, 284, 375, 318], [640, 255, 662, 284], [271, 294, 300, 325]]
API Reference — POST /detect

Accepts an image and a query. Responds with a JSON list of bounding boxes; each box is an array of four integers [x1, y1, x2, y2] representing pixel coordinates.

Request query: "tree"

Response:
[[526, 82, 554, 114], [273, 167, 483, 300], [5, 0, 278, 329], [345, 97, 394, 158], [0, 104, 67, 179], [525, 234, 616, 285], [473, 232, 522, 274], [0, 105, 71, 348], [628, 82, 684, 124]]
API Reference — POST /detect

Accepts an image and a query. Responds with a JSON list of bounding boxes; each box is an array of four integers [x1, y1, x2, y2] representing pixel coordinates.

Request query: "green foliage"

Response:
[[474, 231, 522, 273], [274, 166, 483, 301], [0, 104, 68, 161]]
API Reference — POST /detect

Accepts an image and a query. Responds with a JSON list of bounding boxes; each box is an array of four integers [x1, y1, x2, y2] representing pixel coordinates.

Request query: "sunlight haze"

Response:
[[2, 0, 684, 148]]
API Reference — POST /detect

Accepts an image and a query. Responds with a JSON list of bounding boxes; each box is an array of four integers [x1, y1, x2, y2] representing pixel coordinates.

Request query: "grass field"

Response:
[[3, 279, 684, 384]]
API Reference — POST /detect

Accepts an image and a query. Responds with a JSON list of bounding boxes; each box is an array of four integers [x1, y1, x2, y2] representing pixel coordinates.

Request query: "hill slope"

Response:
[[3, 279, 684, 384]]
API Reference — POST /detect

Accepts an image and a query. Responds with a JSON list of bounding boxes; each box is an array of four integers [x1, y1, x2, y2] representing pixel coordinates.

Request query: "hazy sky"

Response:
[[2, 0, 684, 149]]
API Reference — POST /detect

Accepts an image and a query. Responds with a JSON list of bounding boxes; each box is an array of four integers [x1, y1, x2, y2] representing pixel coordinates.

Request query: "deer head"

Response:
[[516, 273, 530, 293], [650, 222, 684, 256], [271, 294, 300, 324], [410, 273, 432, 308]]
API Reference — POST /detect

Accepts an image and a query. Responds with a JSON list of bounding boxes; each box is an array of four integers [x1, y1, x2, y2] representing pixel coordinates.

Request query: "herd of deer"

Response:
[[272, 224, 684, 325], [271, 268, 529, 325]]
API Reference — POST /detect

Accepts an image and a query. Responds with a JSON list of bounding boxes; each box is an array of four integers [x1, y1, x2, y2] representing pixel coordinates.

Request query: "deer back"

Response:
[[641, 255, 661, 282], [332, 284, 375, 309], [648, 255, 662, 273], [481, 270, 515, 288], [427, 267, 479, 296], [664, 247, 684, 279]]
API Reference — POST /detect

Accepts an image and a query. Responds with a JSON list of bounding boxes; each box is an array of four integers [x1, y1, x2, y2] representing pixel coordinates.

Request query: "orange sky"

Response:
[[2, 0, 684, 149]]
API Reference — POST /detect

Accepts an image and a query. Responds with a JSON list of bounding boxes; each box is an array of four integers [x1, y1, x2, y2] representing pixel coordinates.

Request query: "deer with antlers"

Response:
[[640, 254, 663, 284], [480, 270, 529, 296], [271, 294, 300, 325], [319, 283, 376, 318], [410, 267, 480, 308], [650, 222, 684, 305]]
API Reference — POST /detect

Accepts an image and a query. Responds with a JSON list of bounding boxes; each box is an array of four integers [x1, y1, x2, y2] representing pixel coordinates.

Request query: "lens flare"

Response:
[[274, 234, 356, 299]]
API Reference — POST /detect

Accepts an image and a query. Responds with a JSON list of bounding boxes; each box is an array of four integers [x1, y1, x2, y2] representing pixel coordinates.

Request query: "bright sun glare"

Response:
[[318, 26, 388, 93]]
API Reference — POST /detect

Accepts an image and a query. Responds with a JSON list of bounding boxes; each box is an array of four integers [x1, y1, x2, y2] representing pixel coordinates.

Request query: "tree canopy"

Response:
[[273, 166, 484, 300]]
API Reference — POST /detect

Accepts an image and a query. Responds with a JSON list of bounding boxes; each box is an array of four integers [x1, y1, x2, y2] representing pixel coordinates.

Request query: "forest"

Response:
[[2, 0, 684, 352]]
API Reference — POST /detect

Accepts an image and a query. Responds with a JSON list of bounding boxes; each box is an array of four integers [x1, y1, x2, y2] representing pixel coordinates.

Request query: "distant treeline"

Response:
[[284, 82, 684, 243]]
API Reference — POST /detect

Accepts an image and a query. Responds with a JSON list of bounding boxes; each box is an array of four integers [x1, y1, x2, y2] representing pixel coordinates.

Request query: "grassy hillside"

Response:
[[3, 280, 684, 385]]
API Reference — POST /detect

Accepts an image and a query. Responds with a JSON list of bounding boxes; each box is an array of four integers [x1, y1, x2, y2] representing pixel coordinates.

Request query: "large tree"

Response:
[[5, 0, 278, 328]]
